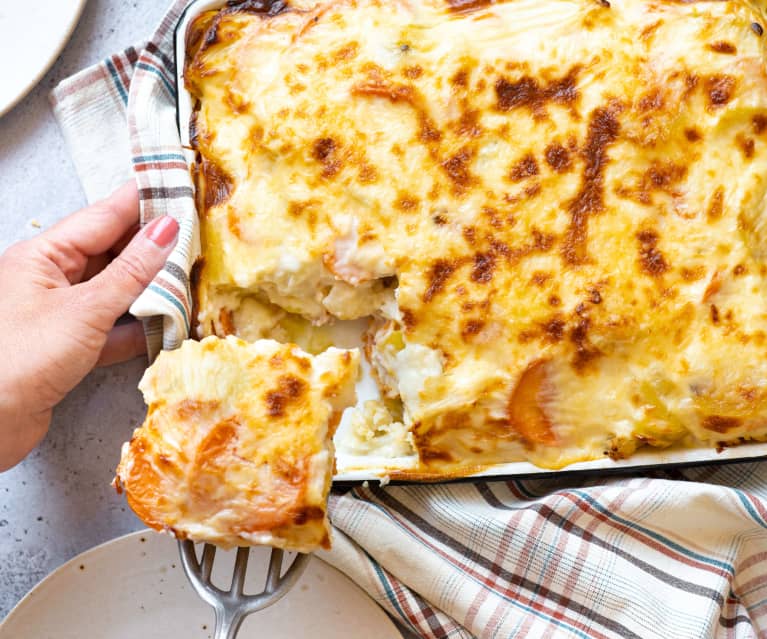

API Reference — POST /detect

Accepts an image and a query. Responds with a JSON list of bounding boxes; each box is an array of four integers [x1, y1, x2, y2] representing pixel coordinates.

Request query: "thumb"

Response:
[[80, 216, 179, 326]]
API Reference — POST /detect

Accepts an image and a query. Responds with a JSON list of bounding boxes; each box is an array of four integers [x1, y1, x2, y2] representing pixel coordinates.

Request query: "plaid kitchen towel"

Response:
[[50, 2, 767, 637]]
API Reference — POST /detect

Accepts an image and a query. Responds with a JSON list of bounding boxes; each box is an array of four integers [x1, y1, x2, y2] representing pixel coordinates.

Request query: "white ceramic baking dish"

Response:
[[173, 0, 767, 483]]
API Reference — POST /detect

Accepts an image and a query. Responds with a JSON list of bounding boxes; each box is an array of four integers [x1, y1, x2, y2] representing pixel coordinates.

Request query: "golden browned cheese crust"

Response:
[[187, 0, 767, 472], [115, 337, 358, 550]]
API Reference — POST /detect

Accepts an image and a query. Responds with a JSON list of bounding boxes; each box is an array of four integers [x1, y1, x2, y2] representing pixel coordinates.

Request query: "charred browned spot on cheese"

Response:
[[548, 295, 562, 307], [531, 271, 551, 287], [635, 162, 687, 203], [707, 186, 724, 220], [708, 41, 737, 54], [738, 135, 755, 159], [451, 68, 469, 88], [264, 374, 307, 418], [313, 137, 336, 160], [333, 42, 359, 62], [200, 158, 234, 212], [462, 226, 476, 245], [507, 359, 557, 447], [218, 309, 236, 336], [544, 143, 572, 173], [636, 229, 669, 276], [563, 107, 620, 264], [702, 415, 741, 433], [523, 183, 541, 199], [734, 264, 747, 276], [753, 114, 767, 134], [419, 115, 443, 143], [589, 288, 602, 304], [509, 153, 539, 181], [446, 0, 496, 14], [471, 252, 496, 283], [312, 137, 342, 178], [638, 88, 664, 112], [542, 317, 565, 342], [570, 317, 601, 371], [532, 228, 555, 251], [461, 319, 485, 339], [649, 162, 686, 188], [711, 304, 720, 324], [456, 110, 482, 137], [705, 75, 735, 109], [400, 308, 416, 330], [494, 67, 580, 119], [442, 148, 475, 192], [684, 127, 702, 142], [424, 259, 458, 302], [358, 163, 379, 183], [228, 0, 290, 16], [394, 193, 419, 212], [404, 65, 423, 79], [752, 22, 764, 36], [681, 265, 705, 281], [481, 206, 502, 228]]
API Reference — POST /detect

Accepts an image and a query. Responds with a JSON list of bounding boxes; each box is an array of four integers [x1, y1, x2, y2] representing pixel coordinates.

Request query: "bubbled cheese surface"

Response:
[[187, 0, 767, 473]]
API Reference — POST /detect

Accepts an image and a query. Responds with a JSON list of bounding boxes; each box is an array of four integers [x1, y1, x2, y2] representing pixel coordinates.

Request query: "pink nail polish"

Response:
[[146, 216, 179, 248]]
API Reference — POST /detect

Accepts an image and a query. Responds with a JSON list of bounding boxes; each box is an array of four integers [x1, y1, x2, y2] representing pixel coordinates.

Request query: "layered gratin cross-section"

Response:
[[182, 0, 767, 475], [115, 336, 358, 551]]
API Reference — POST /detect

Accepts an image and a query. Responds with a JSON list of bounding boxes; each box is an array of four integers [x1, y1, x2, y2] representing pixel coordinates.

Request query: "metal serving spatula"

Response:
[[179, 540, 311, 639]]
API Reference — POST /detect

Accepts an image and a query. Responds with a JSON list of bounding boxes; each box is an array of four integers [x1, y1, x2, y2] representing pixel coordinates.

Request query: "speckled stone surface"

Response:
[[0, 0, 170, 618]]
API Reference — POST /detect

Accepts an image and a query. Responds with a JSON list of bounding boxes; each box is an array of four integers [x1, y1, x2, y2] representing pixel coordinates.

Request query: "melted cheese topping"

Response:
[[115, 337, 358, 550], [188, 0, 767, 472]]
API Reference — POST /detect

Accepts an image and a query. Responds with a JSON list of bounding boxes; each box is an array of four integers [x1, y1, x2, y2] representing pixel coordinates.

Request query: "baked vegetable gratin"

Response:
[[115, 337, 358, 551], [180, 0, 767, 477]]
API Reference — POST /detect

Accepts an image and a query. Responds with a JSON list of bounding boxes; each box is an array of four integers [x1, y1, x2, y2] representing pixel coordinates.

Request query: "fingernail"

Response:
[[146, 216, 179, 248]]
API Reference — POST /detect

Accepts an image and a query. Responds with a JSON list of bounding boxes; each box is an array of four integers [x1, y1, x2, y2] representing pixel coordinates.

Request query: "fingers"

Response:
[[41, 181, 141, 258], [97, 321, 147, 367], [81, 253, 111, 282], [80, 215, 179, 328], [81, 222, 140, 283]]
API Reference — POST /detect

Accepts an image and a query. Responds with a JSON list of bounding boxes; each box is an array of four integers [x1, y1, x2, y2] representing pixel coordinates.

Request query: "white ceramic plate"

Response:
[[0, 0, 87, 116], [0, 530, 403, 638]]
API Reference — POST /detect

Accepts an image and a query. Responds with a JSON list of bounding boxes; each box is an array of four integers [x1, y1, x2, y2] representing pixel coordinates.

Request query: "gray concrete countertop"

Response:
[[0, 0, 169, 617]]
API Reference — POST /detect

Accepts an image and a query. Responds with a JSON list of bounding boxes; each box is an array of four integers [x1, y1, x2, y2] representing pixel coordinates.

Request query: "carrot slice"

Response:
[[508, 359, 557, 447]]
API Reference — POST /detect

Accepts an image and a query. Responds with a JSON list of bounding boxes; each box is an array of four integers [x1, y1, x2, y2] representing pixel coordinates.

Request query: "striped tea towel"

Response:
[[50, 2, 767, 637]]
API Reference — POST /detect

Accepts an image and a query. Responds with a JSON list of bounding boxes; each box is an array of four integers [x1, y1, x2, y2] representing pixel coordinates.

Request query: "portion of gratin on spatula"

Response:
[[114, 337, 358, 551]]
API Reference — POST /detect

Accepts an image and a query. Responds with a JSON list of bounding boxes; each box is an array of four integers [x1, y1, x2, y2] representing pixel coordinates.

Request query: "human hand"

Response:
[[0, 181, 179, 471]]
